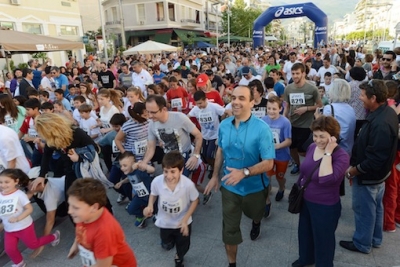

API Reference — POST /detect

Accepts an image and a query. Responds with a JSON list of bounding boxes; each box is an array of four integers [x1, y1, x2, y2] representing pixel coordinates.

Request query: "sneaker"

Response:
[[290, 164, 300, 175], [292, 259, 306, 267], [117, 194, 127, 204], [288, 159, 295, 167], [175, 254, 184, 267], [51, 230, 60, 246], [396, 222, 400, 228], [275, 190, 284, 201], [250, 221, 261, 240], [384, 229, 396, 233], [11, 261, 26, 267], [203, 192, 212, 205], [263, 203, 271, 218], [135, 217, 147, 228], [125, 201, 131, 210]]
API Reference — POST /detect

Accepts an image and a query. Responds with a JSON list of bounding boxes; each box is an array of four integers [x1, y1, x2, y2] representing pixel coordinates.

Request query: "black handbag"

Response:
[[288, 146, 338, 214]]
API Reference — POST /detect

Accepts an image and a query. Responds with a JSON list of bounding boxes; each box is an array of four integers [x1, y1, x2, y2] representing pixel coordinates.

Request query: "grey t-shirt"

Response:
[[284, 81, 320, 128], [118, 72, 133, 87], [148, 112, 195, 154]]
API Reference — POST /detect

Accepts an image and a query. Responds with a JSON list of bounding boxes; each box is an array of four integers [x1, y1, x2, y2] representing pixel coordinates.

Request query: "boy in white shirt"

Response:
[[144, 151, 199, 267], [188, 90, 225, 204], [78, 104, 101, 141], [72, 95, 98, 125]]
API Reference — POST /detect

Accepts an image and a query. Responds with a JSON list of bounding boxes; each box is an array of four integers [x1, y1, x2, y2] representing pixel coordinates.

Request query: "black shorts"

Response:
[[201, 139, 217, 160], [290, 127, 311, 153]]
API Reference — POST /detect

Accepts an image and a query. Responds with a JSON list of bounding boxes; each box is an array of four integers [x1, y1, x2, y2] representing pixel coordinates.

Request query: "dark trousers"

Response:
[[298, 200, 341, 267], [160, 223, 192, 261]]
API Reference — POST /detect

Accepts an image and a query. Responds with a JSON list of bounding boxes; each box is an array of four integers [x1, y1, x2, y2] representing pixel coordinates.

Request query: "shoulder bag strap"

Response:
[[330, 104, 335, 117], [302, 146, 339, 189]]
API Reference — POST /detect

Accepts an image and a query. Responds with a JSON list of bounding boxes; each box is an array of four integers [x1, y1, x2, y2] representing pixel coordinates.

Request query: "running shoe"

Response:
[[203, 192, 212, 205], [51, 230, 60, 246], [275, 190, 284, 201], [175, 254, 184, 267], [117, 194, 127, 204], [11, 261, 26, 267], [290, 164, 300, 175], [135, 217, 147, 228], [250, 221, 261, 241]]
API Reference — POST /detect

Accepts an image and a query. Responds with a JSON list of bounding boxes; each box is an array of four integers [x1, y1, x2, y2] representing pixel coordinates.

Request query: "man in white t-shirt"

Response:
[[0, 125, 30, 173], [238, 67, 261, 86], [40, 66, 56, 101], [131, 61, 153, 95], [315, 58, 338, 84], [283, 52, 299, 84]]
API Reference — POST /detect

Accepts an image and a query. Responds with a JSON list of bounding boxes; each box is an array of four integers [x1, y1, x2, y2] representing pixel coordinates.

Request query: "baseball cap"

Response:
[[242, 66, 250, 76], [205, 69, 214, 76], [196, 73, 209, 87]]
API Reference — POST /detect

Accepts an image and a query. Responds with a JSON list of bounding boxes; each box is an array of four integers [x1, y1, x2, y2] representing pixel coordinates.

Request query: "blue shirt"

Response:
[[54, 74, 69, 96], [32, 70, 42, 89], [61, 98, 72, 111], [273, 82, 285, 97], [153, 73, 166, 84], [218, 115, 275, 196], [127, 169, 152, 198], [261, 115, 291, 161]]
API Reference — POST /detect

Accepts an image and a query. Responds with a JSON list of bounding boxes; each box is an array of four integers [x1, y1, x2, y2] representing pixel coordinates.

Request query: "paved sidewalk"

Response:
[[2, 170, 400, 267]]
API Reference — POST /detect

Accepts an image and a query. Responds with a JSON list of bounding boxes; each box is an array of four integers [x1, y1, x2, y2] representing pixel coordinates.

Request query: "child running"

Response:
[[144, 151, 199, 267], [67, 178, 137, 267], [0, 169, 60, 267]]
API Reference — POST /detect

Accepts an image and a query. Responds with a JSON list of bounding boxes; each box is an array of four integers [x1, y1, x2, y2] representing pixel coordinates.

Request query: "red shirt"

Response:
[[76, 209, 137, 267], [205, 90, 224, 106], [166, 86, 188, 111]]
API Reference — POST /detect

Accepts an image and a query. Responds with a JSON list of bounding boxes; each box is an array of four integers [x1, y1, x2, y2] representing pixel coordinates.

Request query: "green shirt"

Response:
[[265, 64, 281, 74]]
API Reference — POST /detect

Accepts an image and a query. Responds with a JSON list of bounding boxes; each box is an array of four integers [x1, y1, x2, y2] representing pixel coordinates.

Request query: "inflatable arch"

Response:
[[253, 2, 328, 48]]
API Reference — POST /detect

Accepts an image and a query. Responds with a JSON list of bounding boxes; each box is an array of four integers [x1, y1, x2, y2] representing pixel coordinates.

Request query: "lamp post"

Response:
[[118, 0, 127, 48], [227, 0, 232, 47], [98, 0, 108, 62]]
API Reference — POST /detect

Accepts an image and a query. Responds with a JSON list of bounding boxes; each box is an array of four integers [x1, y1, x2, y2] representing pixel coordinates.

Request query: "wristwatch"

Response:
[[192, 154, 200, 159], [243, 168, 250, 177], [346, 172, 352, 178]]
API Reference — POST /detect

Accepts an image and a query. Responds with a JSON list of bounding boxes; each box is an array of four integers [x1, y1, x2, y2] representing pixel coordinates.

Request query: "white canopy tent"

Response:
[[123, 40, 178, 55]]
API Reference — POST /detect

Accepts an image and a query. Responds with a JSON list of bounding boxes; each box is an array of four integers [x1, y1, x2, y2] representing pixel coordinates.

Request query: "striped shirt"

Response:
[[121, 119, 149, 160]]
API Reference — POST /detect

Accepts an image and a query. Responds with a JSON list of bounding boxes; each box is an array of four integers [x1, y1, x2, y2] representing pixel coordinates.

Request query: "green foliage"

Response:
[[85, 44, 96, 53], [17, 63, 28, 70], [118, 46, 126, 53], [85, 27, 102, 41], [345, 29, 391, 41], [221, 1, 271, 39], [186, 32, 196, 46]]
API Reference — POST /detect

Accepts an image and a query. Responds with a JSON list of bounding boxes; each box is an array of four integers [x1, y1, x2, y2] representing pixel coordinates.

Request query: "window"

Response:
[[60, 25, 78, 35], [137, 4, 145, 21], [22, 23, 42, 34], [168, 3, 175, 21], [0, 21, 15, 30], [111, 7, 118, 21], [181, 6, 186, 20], [156, 2, 165, 21], [195, 10, 200, 23]]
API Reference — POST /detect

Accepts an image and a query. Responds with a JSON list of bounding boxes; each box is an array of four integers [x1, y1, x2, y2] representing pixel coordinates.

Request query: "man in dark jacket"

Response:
[[19, 68, 35, 98], [340, 80, 398, 254]]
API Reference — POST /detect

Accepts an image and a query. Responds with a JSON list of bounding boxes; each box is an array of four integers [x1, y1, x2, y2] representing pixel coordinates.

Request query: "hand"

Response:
[[143, 206, 153, 217], [67, 149, 79, 162], [100, 128, 108, 134], [180, 221, 189, 236], [22, 136, 33, 142], [325, 136, 338, 153], [8, 217, 18, 223], [314, 108, 322, 119], [204, 176, 220, 195], [33, 138, 41, 144], [31, 177, 45, 191], [185, 156, 198, 171], [114, 181, 123, 190], [221, 167, 246, 186], [138, 161, 148, 171], [293, 106, 307, 116], [67, 243, 78, 259], [30, 246, 44, 258], [90, 125, 97, 130]]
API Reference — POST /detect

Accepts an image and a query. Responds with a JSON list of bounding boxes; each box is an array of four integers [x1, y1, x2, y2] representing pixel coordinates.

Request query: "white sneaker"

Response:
[[117, 194, 126, 204], [12, 261, 26, 267], [51, 230, 60, 246]]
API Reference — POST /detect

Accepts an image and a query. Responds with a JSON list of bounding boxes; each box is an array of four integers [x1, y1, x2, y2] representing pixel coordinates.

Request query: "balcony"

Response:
[[105, 20, 121, 26], [180, 19, 201, 28]]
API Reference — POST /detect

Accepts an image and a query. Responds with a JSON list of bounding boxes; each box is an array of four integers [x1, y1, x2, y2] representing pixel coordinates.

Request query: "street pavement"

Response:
[[2, 167, 400, 267]]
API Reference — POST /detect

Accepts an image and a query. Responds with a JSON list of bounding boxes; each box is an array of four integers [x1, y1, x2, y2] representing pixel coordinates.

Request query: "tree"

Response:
[[221, 0, 270, 38]]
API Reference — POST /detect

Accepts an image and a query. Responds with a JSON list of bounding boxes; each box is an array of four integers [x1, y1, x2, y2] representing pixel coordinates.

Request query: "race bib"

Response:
[[78, 245, 96, 267], [134, 140, 147, 156], [28, 128, 38, 137], [271, 129, 281, 144], [289, 93, 305, 105], [101, 76, 109, 84], [251, 109, 265, 118], [171, 98, 183, 109], [112, 140, 120, 154], [131, 182, 149, 197], [161, 198, 182, 214], [198, 112, 213, 123], [4, 115, 17, 129], [0, 197, 18, 216]]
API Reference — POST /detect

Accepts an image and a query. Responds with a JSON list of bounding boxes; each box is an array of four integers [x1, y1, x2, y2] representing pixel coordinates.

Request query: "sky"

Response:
[[267, 0, 359, 22]]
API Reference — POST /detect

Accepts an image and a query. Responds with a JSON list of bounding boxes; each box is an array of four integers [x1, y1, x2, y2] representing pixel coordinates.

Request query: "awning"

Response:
[[0, 30, 83, 53], [126, 30, 156, 39], [194, 36, 211, 42], [174, 29, 191, 42], [153, 30, 172, 44]]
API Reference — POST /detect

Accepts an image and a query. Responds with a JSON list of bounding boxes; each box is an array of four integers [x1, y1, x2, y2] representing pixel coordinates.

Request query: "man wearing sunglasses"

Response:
[[373, 51, 400, 80]]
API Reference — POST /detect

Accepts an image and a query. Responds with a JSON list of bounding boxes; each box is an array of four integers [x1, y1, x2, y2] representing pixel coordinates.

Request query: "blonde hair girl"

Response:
[[35, 113, 73, 149]]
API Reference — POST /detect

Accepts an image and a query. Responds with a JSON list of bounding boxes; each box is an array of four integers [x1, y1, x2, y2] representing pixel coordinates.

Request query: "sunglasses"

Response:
[[51, 72, 56, 74], [381, 58, 392, 62]]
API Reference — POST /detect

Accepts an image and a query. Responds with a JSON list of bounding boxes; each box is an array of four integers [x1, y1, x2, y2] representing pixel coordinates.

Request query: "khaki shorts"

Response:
[[221, 186, 268, 245]]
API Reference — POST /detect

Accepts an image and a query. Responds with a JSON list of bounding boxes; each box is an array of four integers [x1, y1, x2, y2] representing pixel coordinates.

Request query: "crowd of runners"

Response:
[[0, 42, 400, 267]]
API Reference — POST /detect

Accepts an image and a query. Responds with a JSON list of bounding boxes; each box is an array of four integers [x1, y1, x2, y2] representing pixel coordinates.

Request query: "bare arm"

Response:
[[138, 140, 156, 170], [7, 158, 16, 169], [114, 130, 126, 153], [190, 127, 202, 155], [92, 256, 113, 267], [275, 138, 292, 150]]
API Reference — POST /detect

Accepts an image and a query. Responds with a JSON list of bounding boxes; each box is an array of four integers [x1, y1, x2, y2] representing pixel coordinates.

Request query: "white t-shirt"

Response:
[[307, 68, 317, 80], [151, 174, 199, 229], [73, 109, 97, 124], [283, 60, 298, 82], [41, 76, 55, 101], [99, 105, 120, 128], [0, 189, 33, 232], [132, 69, 153, 95], [79, 117, 101, 139], [317, 66, 338, 84], [0, 125, 30, 174], [188, 102, 225, 140], [238, 75, 262, 86], [38, 176, 65, 212]]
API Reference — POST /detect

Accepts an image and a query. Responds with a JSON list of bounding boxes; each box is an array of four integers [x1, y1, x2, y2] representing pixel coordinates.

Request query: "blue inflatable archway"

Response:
[[253, 2, 328, 48]]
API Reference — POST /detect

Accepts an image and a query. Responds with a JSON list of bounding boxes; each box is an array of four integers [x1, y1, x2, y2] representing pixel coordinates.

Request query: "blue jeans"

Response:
[[126, 196, 149, 217], [108, 163, 131, 199], [298, 200, 341, 267], [352, 177, 385, 253]]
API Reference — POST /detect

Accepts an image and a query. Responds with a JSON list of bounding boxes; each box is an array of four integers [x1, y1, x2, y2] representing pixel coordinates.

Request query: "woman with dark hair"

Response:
[[348, 67, 368, 140], [13, 95, 27, 107], [292, 116, 349, 267], [264, 55, 281, 78], [221, 74, 235, 104], [0, 94, 26, 133], [337, 54, 351, 77]]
